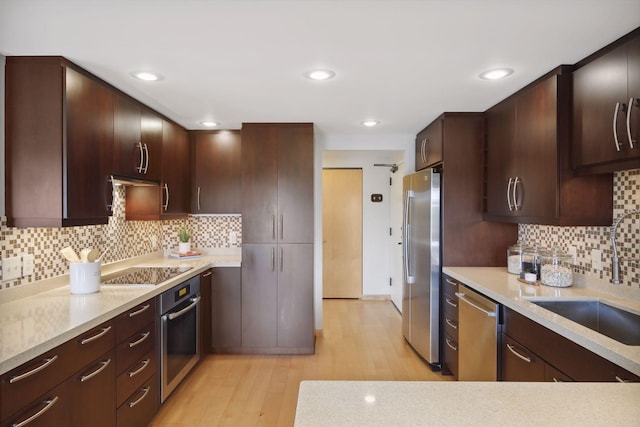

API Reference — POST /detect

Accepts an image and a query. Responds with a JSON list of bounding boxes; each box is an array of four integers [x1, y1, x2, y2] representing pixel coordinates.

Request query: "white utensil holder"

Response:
[[70, 261, 101, 294]]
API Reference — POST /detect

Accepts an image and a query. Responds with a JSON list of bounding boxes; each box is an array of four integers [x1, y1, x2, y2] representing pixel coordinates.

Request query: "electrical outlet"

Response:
[[229, 231, 237, 245], [591, 249, 603, 271], [22, 254, 35, 276], [2, 256, 22, 281], [567, 246, 577, 264], [150, 235, 158, 250]]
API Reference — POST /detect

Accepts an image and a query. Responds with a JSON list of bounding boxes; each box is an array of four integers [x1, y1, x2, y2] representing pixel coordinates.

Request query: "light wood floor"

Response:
[[149, 299, 450, 427]]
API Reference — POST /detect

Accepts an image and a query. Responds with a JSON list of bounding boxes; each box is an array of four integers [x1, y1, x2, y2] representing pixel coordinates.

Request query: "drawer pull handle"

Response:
[[506, 343, 532, 363], [445, 338, 457, 351], [129, 386, 151, 408], [12, 396, 59, 427], [615, 376, 630, 383], [80, 326, 112, 345], [80, 359, 111, 382], [129, 331, 151, 348], [9, 355, 58, 384], [552, 377, 564, 383], [445, 297, 457, 308], [445, 318, 458, 330], [128, 359, 151, 378], [202, 271, 212, 278], [445, 278, 458, 287], [128, 304, 150, 318]]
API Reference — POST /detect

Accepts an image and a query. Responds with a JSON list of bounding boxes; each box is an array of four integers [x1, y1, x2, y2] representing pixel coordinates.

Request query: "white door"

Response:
[[389, 162, 405, 311]]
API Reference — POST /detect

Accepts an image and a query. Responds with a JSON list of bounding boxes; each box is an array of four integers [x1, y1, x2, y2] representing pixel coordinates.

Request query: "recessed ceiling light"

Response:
[[200, 121, 219, 127], [304, 69, 336, 81], [131, 71, 162, 81], [361, 120, 380, 127], [479, 68, 514, 80]]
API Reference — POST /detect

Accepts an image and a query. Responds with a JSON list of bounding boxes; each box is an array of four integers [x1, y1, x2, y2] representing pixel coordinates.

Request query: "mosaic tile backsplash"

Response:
[[519, 169, 639, 288], [0, 186, 241, 289]]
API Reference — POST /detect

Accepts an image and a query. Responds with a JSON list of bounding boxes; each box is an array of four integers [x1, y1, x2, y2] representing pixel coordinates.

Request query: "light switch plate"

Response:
[[591, 249, 603, 271], [22, 254, 35, 276], [2, 256, 22, 281]]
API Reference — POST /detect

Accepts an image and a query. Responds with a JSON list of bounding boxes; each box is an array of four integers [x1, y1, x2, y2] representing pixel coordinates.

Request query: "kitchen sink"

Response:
[[530, 300, 640, 346]]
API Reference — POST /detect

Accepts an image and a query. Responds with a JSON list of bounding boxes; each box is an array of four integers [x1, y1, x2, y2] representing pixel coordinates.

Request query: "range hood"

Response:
[[111, 174, 159, 187]]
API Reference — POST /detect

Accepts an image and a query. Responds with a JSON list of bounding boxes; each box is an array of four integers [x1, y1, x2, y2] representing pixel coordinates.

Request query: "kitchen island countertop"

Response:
[[0, 249, 240, 375], [295, 380, 640, 426]]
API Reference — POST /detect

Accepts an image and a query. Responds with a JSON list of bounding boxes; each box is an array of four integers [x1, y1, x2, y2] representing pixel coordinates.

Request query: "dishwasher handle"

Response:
[[455, 292, 496, 317]]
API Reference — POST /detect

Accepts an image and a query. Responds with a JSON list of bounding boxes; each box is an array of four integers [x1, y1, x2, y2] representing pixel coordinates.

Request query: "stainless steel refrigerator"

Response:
[[402, 168, 440, 367]]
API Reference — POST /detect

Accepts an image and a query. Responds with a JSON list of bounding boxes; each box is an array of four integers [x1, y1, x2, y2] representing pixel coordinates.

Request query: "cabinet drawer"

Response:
[[501, 334, 545, 382], [443, 314, 459, 339], [116, 299, 156, 342], [116, 323, 155, 376], [443, 293, 458, 320], [117, 374, 159, 427], [69, 320, 116, 370], [117, 349, 156, 408], [442, 334, 458, 379], [545, 364, 574, 383], [442, 275, 459, 300], [1, 341, 74, 420], [1, 381, 69, 427]]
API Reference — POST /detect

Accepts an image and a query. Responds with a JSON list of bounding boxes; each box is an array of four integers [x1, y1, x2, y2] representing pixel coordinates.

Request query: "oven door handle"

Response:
[[164, 296, 201, 321]]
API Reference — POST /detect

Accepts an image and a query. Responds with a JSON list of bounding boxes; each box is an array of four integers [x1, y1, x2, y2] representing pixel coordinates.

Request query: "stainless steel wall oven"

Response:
[[159, 274, 201, 402]]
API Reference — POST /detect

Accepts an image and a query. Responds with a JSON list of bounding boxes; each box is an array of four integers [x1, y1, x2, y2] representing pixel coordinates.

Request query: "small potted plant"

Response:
[[178, 226, 192, 253]]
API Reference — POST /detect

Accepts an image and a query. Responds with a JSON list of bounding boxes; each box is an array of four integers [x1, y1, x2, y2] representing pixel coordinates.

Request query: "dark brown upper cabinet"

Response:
[[191, 130, 242, 214], [484, 67, 612, 226], [125, 120, 189, 220], [415, 118, 443, 171], [572, 28, 640, 174], [5, 57, 114, 227]]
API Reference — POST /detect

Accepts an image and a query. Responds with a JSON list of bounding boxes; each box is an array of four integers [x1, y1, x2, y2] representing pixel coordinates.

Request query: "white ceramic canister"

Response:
[[69, 261, 101, 294]]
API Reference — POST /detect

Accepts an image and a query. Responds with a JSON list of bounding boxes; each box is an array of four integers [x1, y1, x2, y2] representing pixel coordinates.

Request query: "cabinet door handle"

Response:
[[129, 331, 151, 348], [197, 187, 201, 211], [512, 177, 520, 211], [80, 358, 111, 382], [128, 359, 150, 378], [613, 102, 625, 152], [445, 297, 458, 308], [421, 138, 428, 163], [506, 343, 532, 363], [128, 304, 150, 318], [80, 325, 112, 345], [456, 292, 496, 317], [280, 247, 284, 272], [11, 396, 60, 427], [129, 386, 151, 408], [9, 355, 58, 384], [445, 318, 458, 330], [506, 178, 514, 211], [163, 183, 169, 211], [445, 338, 457, 351], [136, 142, 145, 173], [627, 97, 637, 149], [280, 215, 284, 240], [272, 215, 276, 240], [271, 247, 275, 272], [142, 143, 150, 173]]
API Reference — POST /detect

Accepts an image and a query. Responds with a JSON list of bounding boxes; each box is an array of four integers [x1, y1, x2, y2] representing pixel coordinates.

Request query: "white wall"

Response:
[[313, 130, 414, 330]]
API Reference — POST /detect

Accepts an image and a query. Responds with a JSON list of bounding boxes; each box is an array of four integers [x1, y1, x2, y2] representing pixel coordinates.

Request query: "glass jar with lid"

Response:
[[520, 245, 550, 281], [540, 247, 574, 287], [507, 241, 532, 275]]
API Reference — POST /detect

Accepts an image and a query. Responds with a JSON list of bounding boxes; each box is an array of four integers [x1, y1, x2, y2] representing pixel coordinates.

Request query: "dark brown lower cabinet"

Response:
[[1, 382, 70, 427], [68, 350, 116, 427], [210, 268, 242, 352], [503, 307, 638, 382], [117, 374, 159, 427]]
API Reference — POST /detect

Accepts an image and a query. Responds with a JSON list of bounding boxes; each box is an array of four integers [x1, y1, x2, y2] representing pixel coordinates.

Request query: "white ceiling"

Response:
[[1, 0, 639, 138]]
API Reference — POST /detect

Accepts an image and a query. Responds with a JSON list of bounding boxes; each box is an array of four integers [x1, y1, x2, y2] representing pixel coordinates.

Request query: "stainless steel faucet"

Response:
[[610, 209, 640, 285]]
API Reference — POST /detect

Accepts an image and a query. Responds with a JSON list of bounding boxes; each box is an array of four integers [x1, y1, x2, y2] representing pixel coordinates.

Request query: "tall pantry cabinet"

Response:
[[240, 123, 315, 354]]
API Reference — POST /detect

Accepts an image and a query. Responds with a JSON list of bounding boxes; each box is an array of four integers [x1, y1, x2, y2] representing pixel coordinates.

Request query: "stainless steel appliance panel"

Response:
[[402, 169, 440, 365], [456, 284, 499, 381]]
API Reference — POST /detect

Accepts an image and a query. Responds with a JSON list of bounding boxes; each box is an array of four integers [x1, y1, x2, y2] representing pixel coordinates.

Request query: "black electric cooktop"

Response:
[[102, 266, 192, 285]]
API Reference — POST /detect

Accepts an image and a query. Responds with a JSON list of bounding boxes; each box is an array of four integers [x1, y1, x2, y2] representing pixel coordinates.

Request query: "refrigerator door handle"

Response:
[[403, 189, 415, 284]]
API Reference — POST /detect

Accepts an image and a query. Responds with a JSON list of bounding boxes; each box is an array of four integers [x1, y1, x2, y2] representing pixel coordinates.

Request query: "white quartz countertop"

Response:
[[443, 266, 640, 376], [294, 380, 640, 426], [0, 249, 241, 375]]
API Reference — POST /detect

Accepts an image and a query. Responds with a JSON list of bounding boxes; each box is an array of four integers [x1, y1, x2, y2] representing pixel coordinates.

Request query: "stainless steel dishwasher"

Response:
[[455, 285, 500, 381]]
